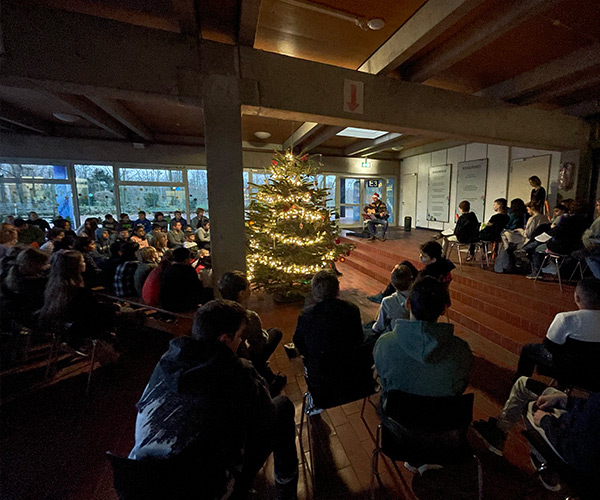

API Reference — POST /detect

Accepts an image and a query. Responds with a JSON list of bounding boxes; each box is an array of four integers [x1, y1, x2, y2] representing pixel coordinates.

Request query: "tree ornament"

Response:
[[299, 223, 303, 229], [346, 251, 351, 256], [340, 257, 346, 263], [335, 238, 340, 244]]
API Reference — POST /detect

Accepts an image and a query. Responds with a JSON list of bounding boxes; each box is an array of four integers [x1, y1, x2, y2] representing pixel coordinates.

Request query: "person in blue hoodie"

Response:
[[374, 276, 473, 400]]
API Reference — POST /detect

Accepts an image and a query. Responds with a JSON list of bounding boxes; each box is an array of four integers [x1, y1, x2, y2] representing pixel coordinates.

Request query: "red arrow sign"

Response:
[[346, 84, 359, 111]]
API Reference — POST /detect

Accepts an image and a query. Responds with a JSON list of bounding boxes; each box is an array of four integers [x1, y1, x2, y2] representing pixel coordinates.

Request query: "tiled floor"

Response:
[[0, 230, 570, 500]]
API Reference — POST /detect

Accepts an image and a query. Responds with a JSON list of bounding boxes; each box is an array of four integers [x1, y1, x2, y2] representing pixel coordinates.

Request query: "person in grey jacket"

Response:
[[167, 220, 185, 248]]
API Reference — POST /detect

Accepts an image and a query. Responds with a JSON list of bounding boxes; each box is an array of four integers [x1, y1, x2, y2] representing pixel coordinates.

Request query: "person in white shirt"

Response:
[[515, 277, 600, 379], [195, 221, 210, 249]]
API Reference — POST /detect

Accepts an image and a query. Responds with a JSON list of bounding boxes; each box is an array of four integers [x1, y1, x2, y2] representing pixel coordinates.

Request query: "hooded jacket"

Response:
[[129, 337, 274, 499], [374, 319, 473, 400]]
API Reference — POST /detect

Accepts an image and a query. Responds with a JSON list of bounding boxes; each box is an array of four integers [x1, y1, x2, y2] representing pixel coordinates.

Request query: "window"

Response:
[[0, 163, 68, 180], [74, 164, 117, 221], [119, 185, 187, 218], [386, 177, 396, 224], [119, 167, 183, 183], [0, 182, 75, 222], [187, 169, 209, 217]]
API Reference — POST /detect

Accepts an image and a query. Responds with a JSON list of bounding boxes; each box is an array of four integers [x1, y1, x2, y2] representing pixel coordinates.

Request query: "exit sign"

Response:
[[362, 160, 370, 168]]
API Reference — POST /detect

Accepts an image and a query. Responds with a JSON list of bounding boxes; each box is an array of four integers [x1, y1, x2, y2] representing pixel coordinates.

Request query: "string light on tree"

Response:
[[246, 150, 354, 300]]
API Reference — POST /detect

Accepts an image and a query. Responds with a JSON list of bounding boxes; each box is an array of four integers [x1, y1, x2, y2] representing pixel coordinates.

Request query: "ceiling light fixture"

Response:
[[336, 127, 388, 139], [254, 131, 272, 140], [279, 0, 384, 31], [53, 112, 80, 123]]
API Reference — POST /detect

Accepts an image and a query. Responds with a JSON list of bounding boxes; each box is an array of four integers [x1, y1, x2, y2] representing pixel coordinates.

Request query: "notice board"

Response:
[[427, 164, 451, 223], [456, 159, 488, 222]]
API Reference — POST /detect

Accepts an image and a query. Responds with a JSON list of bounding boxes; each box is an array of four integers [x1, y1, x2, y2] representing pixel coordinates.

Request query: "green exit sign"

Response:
[[361, 160, 369, 168]]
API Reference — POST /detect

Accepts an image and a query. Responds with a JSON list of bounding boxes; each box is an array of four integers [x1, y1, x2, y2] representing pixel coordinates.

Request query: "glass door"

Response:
[[339, 177, 361, 225]]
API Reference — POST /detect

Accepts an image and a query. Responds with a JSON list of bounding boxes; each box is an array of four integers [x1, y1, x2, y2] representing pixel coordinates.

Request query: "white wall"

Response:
[[400, 143, 566, 230]]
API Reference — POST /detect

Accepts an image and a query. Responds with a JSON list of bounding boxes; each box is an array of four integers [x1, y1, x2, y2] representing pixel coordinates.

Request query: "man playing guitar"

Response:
[[364, 193, 389, 241]]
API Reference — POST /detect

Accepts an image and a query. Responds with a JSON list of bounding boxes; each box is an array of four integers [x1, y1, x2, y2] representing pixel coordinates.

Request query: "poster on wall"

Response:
[[456, 159, 488, 222], [427, 164, 451, 223]]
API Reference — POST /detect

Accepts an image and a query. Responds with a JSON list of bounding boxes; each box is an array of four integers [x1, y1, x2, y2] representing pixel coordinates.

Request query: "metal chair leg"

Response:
[[554, 256, 563, 292], [534, 254, 550, 283], [370, 424, 382, 500], [45, 333, 59, 380], [85, 339, 98, 394]]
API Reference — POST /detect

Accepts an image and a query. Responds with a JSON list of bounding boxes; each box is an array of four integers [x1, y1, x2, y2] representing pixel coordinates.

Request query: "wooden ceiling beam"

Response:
[[0, 100, 51, 134], [402, 0, 563, 83], [238, 0, 262, 47], [514, 73, 600, 106], [86, 96, 154, 141], [171, 0, 200, 38], [51, 93, 131, 139], [477, 43, 600, 101], [561, 99, 600, 118], [302, 126, 344, 152], [282, 122, 322, 151], [343, 132, 403, 156], [359, 0, 486, 75]]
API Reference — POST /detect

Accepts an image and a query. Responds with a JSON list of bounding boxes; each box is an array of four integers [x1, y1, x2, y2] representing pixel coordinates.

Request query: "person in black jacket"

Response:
[[129, 300, 298, 500], [293, 270, 373, 406], [159, 247, 213, 312], [443, 200, 480, 260]]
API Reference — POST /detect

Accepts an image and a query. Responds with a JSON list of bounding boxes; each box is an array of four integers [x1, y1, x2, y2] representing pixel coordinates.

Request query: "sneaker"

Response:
[[368, 236, 376, 241], [305, 393, 324, 416], [530, 453, 561, 492], [380, 236, 387, 242], [472, 418, 507, 456], [466, 255, 473, 262], [526, 273, 538, 280], [403, 462, 420, 474], [367, 292, 384, 304]]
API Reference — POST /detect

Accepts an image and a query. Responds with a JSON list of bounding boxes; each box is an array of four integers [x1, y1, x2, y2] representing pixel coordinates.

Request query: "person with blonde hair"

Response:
[[134, 246, 158, 296], [0, 223, 18, 259]]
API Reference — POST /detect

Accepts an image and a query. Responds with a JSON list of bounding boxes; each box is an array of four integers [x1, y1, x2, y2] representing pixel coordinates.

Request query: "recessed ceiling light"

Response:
[[254, 131, 272, 140], [336, 127, 388, 139], [367, 18, 385, 30], [53, 112, 80, 123]]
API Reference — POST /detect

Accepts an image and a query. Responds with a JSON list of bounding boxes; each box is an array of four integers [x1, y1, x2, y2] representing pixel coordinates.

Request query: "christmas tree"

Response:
[[246, 151, 354, 300]]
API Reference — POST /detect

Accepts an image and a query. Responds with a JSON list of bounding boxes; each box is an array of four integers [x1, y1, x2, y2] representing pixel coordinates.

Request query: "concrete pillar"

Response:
[[202, 74, 246, 283]]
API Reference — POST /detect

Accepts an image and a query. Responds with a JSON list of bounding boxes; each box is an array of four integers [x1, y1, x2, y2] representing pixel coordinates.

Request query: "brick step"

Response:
[[450, 282, 555, 339], [341, 236, 420, 268], [342, 255, 390, 285], [452, 323, 518, 371], [451, 268, 574, 318], [345, 247, 403, 275], [449, 301, 540, 355]]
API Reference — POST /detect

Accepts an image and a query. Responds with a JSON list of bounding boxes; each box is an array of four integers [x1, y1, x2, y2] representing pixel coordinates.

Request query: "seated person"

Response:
[[117, 213, 133, 234], [169, 210, 187, 230], [159, 247, 213, 312], [152, 211, 169, 232], [113, 242, 140, 297], [100, 214, 117, 234], [367, 260, 418, 304], [370, 265, 413, 338], [195, 221, 210, 250], [442, 200, 479, 260], [293, 270, 373, 405], [417, 241, 455, 288], [130, 226, 149, 249], [74, 236, 102, 288], [551, 203, 568, 228], [167, 221, 185, 249], [374, 277, 473, 401], [473, 377, 599, 492], [94, 229, 111, 258], [528, 202, 589, 278], [363, 193, 389, 241], [14, 218, 45, 247], [129, 300, 298, 500], [478, 198, 509, 244], [134, 246, 158, 297], [27, 211, 50, 232], [218, 271, 286, 395], [190, 207, 209, 231], [183, 229, 199, 257], [141, 251, 173, 307], [133, 210, 152, 233], [506, 198, 527, 230], [40, 227, 65, 254], [515, 277, 600, 382]]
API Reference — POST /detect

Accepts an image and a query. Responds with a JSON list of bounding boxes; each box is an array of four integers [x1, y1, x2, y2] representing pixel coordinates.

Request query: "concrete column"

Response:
[[202, 74, 246, 283]]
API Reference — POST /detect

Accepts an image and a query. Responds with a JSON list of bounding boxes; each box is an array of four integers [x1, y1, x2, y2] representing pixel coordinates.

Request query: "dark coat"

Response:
[[454, 212, 480, 243]]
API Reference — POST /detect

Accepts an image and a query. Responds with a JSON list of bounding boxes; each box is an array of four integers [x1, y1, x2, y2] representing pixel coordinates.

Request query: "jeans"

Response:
[[367, 219, 388, 238], [233, 395, 298, 500], [586, 256, 600, 279]]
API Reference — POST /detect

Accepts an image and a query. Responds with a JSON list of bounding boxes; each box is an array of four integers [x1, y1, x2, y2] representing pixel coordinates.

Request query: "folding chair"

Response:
[[371, 391, 482, 500], [534, 250, 568, 291]]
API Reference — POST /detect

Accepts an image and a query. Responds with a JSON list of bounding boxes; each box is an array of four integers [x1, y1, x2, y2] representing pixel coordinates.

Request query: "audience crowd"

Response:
[[2, 194, 599, 500]]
